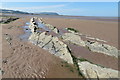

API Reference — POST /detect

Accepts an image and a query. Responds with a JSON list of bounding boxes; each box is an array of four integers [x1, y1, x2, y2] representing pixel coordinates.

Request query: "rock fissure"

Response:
[[42, 38, 53, 48]]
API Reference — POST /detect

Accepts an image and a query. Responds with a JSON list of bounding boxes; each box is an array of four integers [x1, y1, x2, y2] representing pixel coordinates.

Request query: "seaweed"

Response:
[[67, 27, 79, 33]]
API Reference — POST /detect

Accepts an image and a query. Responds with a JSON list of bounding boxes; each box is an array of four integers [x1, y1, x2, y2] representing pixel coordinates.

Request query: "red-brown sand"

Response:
[[1, 14, 119, 78]]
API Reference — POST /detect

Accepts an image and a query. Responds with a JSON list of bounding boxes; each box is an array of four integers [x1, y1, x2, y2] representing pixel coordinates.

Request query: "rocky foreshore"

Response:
[[29, 18, 73, 64], [27, 17, 119, 79]]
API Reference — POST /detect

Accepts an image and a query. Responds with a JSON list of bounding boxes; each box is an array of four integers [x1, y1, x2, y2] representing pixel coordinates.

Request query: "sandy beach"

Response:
[[1, 14, 119, 78], [42, 17, 118, 49]]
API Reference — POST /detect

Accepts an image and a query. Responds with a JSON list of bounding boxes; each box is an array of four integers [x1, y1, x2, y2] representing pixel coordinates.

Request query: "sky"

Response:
[[0, 2, 118, 17], [1, 0, 119, 2]]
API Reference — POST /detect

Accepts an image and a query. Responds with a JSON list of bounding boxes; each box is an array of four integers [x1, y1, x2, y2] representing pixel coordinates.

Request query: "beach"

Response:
[[1, 14, 119, 78], [42, 17, 118, 48]]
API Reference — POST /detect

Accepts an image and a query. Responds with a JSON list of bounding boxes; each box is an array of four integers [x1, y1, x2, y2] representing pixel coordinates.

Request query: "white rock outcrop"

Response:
[[78, 61, 119, 79], [62, 33, 85, 46], [29, 32, 73, 64], [85, 40, 119, 58]]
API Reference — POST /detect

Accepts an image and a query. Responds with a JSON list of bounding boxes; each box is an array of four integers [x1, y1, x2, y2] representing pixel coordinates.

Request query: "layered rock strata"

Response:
[[28, 17, 73, 64], [85, 40, 118, 58], [62, 30, 119, 58], [78, 61, 119, 79]]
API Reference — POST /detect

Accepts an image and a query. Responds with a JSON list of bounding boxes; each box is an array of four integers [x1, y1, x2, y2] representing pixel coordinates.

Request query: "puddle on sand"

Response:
[[20, 22, 51, 41], [20, 21, 67, 41], [26, 22, 30, 25], [19, 24, 32, 41]]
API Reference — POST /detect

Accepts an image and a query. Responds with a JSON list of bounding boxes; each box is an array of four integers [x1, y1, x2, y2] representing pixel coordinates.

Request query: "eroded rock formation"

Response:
[[85, 40, 118, 58], [29, 32, 73, 64], [78, 61, 119, 79], [28, 18, 73, 64]]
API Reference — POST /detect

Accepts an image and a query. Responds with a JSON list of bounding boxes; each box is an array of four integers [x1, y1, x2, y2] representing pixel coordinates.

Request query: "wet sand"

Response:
[[66, 42, 118, 70], [1, 14, 119, 78]]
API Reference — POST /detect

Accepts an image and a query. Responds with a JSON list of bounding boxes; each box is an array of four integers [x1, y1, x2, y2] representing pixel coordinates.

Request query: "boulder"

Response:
[[78, 61, 119, 79], [62, 33, 85, 46], [85, 40, 118, 58]]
